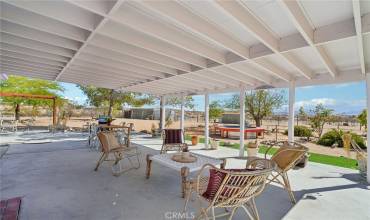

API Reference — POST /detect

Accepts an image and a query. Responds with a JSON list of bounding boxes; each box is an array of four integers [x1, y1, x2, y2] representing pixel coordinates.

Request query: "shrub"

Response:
[[351, 133, 366, 149], [284, 126, 313, 140], [317, 129, 343, 147], [317, 129, 366, 149]]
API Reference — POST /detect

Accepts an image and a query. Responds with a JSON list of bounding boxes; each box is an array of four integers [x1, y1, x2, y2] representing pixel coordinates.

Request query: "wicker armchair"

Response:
[[160, 129, 187, 154], [351, 140, 367, 178], [184, 158, 274, 220], [95, 131, 140, 176], [260, 141, 309, 204]]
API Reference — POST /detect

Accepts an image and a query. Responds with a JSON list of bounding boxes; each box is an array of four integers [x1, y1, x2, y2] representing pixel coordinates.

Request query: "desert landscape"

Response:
[[7, 114, 364, 159]]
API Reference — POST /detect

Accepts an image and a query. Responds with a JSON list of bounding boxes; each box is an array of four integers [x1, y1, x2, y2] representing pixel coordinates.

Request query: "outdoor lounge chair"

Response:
[[184, 158, 274, 220], [95, 131, 140, 176], [259, 141, 309, 204], [160, 129, 187, 154]]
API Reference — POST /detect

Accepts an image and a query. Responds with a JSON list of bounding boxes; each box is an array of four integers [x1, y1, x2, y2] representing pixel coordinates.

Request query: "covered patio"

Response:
[[1, 0, 370, 219], [1, 134, 369, 220]]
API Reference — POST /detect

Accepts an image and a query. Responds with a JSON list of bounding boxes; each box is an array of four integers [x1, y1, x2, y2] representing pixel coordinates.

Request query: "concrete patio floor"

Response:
[[1, 134, 369, 220]]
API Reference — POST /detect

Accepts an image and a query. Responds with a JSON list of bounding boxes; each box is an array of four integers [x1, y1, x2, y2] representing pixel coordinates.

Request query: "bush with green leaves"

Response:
[[317, 129, 366, 149], [284, 125, 313, 140]]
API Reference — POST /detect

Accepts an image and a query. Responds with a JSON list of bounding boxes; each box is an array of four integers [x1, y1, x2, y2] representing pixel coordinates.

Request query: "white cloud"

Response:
[[294, 98, 366, 114], [63, 95, 86, 104], [296, 98, 337, 107]]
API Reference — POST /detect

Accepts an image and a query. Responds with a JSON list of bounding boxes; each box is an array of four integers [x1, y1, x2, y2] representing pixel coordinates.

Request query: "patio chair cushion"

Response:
[[202, 169, 226, 201], [164, 129, 182, 144], [202, 168, 257, 201], [98, 132, 121, 152], [105, 132, 121, 149]]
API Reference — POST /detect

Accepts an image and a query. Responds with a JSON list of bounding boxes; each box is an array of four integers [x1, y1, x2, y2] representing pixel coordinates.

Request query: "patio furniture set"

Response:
[[92, 127, 309, 219]]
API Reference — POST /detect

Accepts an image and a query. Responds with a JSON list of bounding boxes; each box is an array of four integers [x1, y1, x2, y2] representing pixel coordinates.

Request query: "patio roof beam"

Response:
[[215, 1, 314, 79], [136, 81, 202, 93], [66, 67, 155, 82], [3, 0, 102, 31], [0, 2, 88, 42], [1, 61, 62, 73], [142, 81, 207, 97], [139, 1, 248, 59], [0, 55, 64, 69], [1, 67, 57, 80], [88, 35, 192, 72], [125, 69, 235, 92], [352, 0, 366, 74], [1, 57, 63, 72], [121, 12, 370, 91], [130, 77, 218, 94], [1, 32, 76, 58], [279, 0, 338, 78], [0, 19, 82, 51], [1, 64, 59, 76], [1, 43, 70, 63], [60, 77, 124, 89], [70, 59, 168, 80], [61, 75, 130, 88], [110, 5, 226, 64], [74, 53, 169, 79], [140, 1, 291, 82], [98, 22, 208, 68], [211, 67, 259, 86], [55, 0, 125, 81], [0, 51, 66, 67], [227, 62, 273, 85], [82, 45, 178, 76]]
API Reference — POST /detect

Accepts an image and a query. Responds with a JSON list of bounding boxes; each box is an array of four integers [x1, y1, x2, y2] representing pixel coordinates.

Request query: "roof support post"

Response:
[[160, 95, 166, 131], [204, 93, 209, 148], [180, 94, 185, 142], [288, 80, 296, 142], [239, 87, 246, 156], [52, 98, 56, 127], [366, 73, 370, 183]]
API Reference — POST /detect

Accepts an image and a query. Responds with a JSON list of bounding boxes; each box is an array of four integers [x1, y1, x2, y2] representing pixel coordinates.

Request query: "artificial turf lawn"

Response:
[[185, 135, 358, 170]]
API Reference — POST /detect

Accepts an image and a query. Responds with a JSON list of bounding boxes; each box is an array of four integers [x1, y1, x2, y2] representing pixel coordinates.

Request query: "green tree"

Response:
[[309, 104, 334, 138], [165, 96, 195, 109], [78, 85, 154, 117], [162, 96, 194, 129], [0, 75, 63, 120], [297, 106, 307, 125], [209, 101, 224, 122], [224, 90, 285, 127], [357, 109, 367, 130]]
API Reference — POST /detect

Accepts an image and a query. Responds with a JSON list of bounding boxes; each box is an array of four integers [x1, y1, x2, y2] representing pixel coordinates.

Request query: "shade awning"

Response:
[[1, 0, 369, 95]]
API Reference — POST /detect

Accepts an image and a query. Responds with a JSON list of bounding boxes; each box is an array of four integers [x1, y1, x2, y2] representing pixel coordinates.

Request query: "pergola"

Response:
[[0, 92, 57, 126], [0, 0, 369, 182]]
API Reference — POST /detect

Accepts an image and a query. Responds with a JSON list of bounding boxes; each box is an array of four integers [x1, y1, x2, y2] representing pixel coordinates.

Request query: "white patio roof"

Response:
[[1, 0, 370, 95]]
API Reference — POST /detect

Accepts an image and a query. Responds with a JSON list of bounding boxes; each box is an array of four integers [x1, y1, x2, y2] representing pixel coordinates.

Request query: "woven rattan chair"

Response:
[[184, 158, 274, 220], [351, 140, 367, 178], [95, 131, 140, 176], [160, 129, 187, 154], [260, 141, 308, 204]]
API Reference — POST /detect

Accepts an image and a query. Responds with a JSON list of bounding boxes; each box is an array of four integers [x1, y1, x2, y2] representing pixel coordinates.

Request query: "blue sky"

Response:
[[60, 81, 366, 115]]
